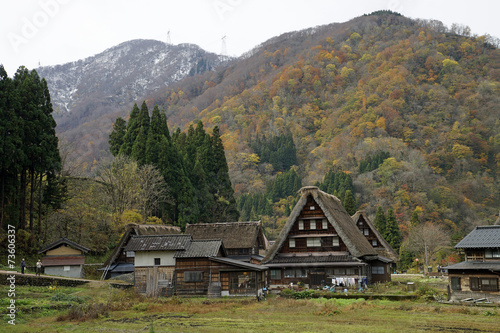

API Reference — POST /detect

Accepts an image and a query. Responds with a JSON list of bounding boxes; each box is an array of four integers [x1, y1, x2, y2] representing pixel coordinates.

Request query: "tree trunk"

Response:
[[29, 168, 35, 232], [19, 169, 27, 230], [38, 172, 43, 236], [0, 171, 4, 230]]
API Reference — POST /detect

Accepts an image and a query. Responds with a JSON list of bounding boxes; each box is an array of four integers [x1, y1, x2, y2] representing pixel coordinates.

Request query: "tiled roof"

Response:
[[445, 260, 500, 271], [455, 226, 500, 249], [124, 235, 192, 251], [175, 240, 224, 258]]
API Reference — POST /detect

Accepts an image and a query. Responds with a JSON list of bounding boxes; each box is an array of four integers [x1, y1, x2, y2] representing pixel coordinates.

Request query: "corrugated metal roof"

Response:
[[445, 260, 500, 271], [209, 257, 268, 271], [455, 226, 500, 249], [124, 235, 192, 251], [174, 240, 224, 258]]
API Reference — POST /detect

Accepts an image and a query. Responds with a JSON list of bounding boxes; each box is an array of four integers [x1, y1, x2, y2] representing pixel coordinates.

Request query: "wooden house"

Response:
[[185, 221, 268, 261], [262, 186, 393, 289], [351, 211, 399, 264], [445, 225, 500, 303], [175, 239, 268, 297], [125, 234, 191, 297], [101, 223, 181, 279], [38, 237, 90, 278]]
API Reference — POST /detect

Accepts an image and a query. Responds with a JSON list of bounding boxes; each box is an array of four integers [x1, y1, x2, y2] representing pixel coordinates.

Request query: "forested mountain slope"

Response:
[[37, 40, 228, 167], [145, 12, 500, 238]]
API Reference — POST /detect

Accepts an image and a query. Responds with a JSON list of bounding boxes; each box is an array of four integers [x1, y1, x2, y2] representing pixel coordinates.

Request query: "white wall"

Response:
[[134, 251, 176, 267]]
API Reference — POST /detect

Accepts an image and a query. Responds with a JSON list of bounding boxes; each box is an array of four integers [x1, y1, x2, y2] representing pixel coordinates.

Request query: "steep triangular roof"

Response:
[[351, 211, 399, 262], [185, 221, 268, 250], [263, 186, 376, 263], [38, 237, 90, 254]]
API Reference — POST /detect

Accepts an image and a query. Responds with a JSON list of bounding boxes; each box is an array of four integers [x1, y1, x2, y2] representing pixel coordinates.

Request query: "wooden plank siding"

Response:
[[175, 258, 265, 297], [134, 266, 175, 297]]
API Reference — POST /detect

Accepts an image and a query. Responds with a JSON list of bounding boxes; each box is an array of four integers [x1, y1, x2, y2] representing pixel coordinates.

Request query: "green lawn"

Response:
[[2, 280, 499, 333]]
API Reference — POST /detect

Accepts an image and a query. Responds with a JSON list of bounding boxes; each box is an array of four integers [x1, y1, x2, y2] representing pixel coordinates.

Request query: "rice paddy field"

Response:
[[2, 275, 499, 333]]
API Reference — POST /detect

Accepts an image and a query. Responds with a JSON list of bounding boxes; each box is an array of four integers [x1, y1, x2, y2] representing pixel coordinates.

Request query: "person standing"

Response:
[[36, 259, 42, 276], [21, 259, 26, 274]]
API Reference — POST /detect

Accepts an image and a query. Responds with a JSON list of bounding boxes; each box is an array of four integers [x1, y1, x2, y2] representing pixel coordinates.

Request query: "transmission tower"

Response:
[[221, 35, 227, 56], [166, 31, 171, 45]]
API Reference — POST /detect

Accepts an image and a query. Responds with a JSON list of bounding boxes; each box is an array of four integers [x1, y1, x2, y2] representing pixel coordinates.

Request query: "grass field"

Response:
[[2, 276, 500, 333]]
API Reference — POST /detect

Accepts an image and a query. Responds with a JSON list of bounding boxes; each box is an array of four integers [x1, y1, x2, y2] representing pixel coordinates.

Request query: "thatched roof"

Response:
[[351, 211, 399, 262], [185, 221, 267, 250], [262, 186, 376, 264], [104, 223, 181, 266], [124, 235, 192, 252]]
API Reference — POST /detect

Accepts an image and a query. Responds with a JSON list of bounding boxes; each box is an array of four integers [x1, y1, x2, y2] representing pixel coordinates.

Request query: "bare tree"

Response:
[[404, 222, 450, 274], [95, 155, 169, 217]]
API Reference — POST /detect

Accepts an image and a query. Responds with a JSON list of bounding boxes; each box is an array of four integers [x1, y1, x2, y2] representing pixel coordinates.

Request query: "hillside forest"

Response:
[[1, 11, 499, 271]]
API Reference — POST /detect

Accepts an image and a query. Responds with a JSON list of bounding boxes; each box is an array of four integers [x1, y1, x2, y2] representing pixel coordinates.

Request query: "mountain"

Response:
[[37, 39, 228, 167], [138, 12, 499, 235]]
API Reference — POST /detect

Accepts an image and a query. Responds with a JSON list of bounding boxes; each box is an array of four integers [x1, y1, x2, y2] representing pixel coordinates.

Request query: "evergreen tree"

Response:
[[385, 208, 402, 252], [119, 103, 140, 156], [410, 209, 420, 227], [343, 190, 356, 215], [0, 65, 22, 229], [373, 206, 387, 238], [109, 117, 126, 156]]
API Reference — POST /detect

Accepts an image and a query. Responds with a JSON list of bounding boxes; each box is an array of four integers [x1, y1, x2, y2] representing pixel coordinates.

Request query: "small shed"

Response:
[[174, 240, 268, 297], [38, 237, 90, 278]]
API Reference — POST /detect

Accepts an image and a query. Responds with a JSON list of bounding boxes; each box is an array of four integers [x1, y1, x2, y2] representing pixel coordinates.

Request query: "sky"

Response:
[[2, 0, 499, 76]]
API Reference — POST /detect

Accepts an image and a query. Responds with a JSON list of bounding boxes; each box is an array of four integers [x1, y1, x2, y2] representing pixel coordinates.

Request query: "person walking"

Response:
[[21, 259, 26, 274], [36, 259, 42, 276]]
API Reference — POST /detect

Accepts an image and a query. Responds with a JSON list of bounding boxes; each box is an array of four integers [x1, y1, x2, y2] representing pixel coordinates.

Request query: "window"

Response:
[[485, 249, 500, 258], [154, 258, 161, 266], [184, 271, 203, 282], [126, 251, 135, 258], [470, 277, 480, 291], [364, 229, 369, 236], [346, 268, 356, 275], [372, 266, 385, 274], [332, 236, 340, 247], [307, 237, 321, 247], [284, 269, 306, 278], [334, 268, 345, 275], [270, 270, 282, 280], [481, 278, 498, 291], [322, 219, 328, 229], [298, 220, 304, 230], [471, 278, 499, 291], [359, 221, 363, 226], [63, 266, 70, 271], [310, 220, 317, 230], [451, 277, 461, 291], [310, 206, 315, 210], [289, 238, 296, 248], [372, 239, 378, 247]]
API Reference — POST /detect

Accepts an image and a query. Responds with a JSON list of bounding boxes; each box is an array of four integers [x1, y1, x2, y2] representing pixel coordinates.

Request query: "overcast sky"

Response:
[[2, 0, 499, 76]]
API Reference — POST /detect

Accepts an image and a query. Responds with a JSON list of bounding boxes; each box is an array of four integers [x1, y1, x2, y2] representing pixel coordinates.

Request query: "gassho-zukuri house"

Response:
[[262, 186, 394, 289]]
